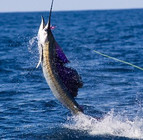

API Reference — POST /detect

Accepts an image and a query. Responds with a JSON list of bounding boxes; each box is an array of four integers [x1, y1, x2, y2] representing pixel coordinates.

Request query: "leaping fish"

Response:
[[37, 0, 83, 114]]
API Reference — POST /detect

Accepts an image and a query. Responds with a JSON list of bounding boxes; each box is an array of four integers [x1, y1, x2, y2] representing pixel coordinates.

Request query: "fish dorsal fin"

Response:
[[55, 42, 70, 64]]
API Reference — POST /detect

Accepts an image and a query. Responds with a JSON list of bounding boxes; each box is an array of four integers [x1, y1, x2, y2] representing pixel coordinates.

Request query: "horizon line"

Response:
[[0, 7, 143, 14]]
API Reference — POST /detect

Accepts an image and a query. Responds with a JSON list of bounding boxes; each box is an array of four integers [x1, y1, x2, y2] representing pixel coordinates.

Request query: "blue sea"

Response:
[[0, 9, 143, 140]]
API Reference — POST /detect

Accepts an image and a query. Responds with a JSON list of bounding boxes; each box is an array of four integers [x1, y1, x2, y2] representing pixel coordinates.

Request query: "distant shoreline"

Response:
[[0, 8, 143, 14]]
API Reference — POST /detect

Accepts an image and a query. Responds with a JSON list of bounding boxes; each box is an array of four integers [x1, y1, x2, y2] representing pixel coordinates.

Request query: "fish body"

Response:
[[38, 0, 83, 114]]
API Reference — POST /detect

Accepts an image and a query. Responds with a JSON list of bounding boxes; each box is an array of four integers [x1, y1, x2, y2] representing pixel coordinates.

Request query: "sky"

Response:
[[0, 0, 143, 12]]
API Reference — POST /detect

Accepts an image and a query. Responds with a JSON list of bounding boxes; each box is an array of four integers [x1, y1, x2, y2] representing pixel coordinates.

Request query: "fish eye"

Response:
[[44, 29, 48, 32]]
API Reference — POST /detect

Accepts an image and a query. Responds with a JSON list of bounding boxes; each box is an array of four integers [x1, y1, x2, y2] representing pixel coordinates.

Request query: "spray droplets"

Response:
[[64, 111, 143, 139]]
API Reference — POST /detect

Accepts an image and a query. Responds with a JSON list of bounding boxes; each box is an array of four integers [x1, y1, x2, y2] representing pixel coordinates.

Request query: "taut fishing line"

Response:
[[94, 50, 143, 71]]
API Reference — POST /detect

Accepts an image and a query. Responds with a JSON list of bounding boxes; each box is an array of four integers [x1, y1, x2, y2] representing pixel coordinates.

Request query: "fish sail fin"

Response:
[[62, 67, 83, 98], [55, 42, 70, 64], [56, 64, 83, 98], [65, 67, 83, 98]]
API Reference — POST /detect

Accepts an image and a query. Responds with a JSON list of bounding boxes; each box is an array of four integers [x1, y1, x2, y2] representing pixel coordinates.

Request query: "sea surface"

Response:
[[0, 9, 143, 140]]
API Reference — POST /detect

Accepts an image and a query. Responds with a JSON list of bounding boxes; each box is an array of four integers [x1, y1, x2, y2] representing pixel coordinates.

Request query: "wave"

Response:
[[64, 110, 143, 139]]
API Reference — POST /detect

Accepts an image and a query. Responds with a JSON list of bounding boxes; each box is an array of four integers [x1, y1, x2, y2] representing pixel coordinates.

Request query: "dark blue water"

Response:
[[0, 9, 143, 139]]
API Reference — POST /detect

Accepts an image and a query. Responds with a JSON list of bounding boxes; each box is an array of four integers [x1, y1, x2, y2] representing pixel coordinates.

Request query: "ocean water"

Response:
[[0, 9, 143, 140]]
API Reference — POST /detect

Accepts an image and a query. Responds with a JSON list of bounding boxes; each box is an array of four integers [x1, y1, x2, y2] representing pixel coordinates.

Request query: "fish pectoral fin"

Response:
[[36, 59, 41, 68], [36, 47, 43, 69]]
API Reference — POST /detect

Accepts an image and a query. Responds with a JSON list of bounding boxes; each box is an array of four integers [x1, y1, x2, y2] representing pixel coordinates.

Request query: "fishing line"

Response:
[[94, 50, 143, 71]]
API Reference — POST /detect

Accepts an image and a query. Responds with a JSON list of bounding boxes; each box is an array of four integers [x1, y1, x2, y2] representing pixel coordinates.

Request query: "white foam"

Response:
[[64, 111, 143, 139]]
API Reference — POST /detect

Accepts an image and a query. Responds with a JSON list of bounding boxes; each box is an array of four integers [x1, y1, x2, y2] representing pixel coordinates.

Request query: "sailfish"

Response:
[[37, 0, 83, 114]]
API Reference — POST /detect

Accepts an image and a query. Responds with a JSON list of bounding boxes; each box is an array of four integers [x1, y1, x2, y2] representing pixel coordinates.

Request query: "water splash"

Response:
[[64, 111, 143, 139], [28, 36, 38, 53], [27, 36, 39, 70], [136, 92, 143, 118]]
